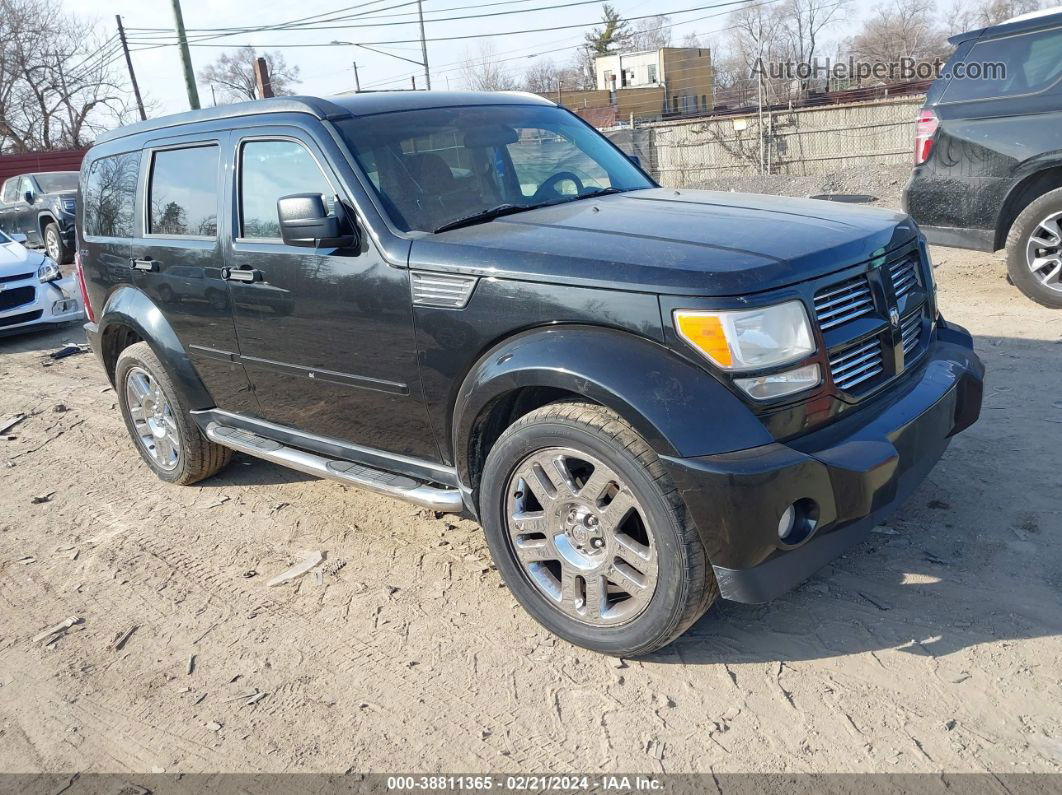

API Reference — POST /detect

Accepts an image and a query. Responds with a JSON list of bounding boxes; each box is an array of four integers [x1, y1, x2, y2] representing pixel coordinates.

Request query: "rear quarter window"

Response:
[[942, 25, 1062, 102], [83, 152, 141, 238]]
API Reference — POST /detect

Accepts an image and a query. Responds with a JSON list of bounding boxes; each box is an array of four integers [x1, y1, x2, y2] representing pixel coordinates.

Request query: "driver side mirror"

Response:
[[628, 154, 642, 169], [23, 191, 35, 204], [277, 193, 358, 250]]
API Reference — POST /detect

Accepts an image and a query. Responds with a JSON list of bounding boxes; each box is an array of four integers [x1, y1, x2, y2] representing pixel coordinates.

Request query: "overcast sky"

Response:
[[66, 0, 870, 117]]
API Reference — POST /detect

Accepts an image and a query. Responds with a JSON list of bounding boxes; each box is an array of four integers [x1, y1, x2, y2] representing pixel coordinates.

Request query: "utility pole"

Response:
[[352, 61, 361, 92], [170, 0, 200, 110], [416, 0, 431, 90], [116, 15, 147, 120]]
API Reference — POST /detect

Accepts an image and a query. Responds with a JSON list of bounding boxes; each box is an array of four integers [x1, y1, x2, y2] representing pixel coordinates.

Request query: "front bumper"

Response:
[[663, 322, 984, 603], [0, 275, 84, 335]]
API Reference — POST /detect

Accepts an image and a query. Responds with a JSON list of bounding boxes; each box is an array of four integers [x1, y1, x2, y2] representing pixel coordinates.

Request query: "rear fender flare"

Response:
[[452, 325, 773, 487], [99, 285, 214, 409]]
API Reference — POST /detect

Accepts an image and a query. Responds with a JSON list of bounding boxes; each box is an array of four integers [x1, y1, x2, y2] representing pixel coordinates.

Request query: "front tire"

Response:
[[479, 402, 716, 656], [43, 223, 70, 264], [115, 342, 231, 485], [1006, 187, 1062, 308]]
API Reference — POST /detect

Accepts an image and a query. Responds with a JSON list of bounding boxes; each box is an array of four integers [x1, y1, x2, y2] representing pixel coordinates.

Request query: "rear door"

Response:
[[222, 124, 436, 459], [131, 134, 257, 414]]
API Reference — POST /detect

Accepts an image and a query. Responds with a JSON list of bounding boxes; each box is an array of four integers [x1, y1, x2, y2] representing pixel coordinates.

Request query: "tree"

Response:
[[460, 41, 518, 92], [524, 59, 560, 94], [0, 0, 143, 152], [950, 0, 1042, 30], [625, 15, 672, 52], [781, 0, 850, 92], [584, 4, 631, 55], [199, 47, 301, 103], [845, 0, 950, 67]]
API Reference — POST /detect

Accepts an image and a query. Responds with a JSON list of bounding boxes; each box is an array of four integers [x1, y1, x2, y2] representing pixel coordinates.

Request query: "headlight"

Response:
[[37, 259, 62, 283], [674, 301, 815, 371]]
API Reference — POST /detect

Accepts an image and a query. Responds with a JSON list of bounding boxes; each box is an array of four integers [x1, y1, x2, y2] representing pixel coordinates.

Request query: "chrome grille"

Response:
[[813, 276, 874, 330], [828, 337, 884, 392], [901, 311, 922, 359], [889, 255, 919, 300]]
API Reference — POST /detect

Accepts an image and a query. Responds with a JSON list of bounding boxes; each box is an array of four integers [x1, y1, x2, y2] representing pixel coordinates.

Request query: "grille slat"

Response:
[[889, 256, 919, 300], [813, 276, 874, 330], [901, 312, 922, 358], [828, 337, 884, 392]]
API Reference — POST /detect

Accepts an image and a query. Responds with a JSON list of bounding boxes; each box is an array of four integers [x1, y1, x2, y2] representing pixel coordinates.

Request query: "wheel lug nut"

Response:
[[591, 537, 604, 549]]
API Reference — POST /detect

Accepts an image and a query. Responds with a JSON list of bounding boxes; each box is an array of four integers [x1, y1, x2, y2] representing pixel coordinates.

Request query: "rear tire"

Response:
[[479, 401, 716, 656], [115, 342, 231, 485], [1006, 187, 1062, 308]]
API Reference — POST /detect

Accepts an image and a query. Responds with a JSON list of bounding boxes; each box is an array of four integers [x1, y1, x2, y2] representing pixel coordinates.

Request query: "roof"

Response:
[[948, 5, 1062, 44], [93, 91, 556, 146]]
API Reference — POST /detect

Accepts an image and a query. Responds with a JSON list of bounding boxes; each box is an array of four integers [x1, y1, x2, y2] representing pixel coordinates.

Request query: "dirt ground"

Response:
[[1, 234, 1061, 774]]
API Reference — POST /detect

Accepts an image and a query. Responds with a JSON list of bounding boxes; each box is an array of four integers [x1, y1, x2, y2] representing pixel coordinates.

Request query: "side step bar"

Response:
[[205, 422, 463, 513]]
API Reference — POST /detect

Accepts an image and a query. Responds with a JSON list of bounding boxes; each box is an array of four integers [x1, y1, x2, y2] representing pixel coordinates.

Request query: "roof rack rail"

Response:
[[93, 95, 353, 145]]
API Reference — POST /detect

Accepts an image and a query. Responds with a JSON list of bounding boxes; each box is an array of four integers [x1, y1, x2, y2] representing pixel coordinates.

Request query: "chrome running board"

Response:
[[205, 422, 463, 513]]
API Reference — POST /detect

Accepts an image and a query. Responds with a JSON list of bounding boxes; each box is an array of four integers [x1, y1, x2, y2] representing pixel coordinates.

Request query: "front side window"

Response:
[[19, 177, 35, 201], [943, 25, 1062, 102], [83, 152, 141, 238], [239, 140, 334, 240], [336, 104, 653, 233], [148, 146, 219, 237]]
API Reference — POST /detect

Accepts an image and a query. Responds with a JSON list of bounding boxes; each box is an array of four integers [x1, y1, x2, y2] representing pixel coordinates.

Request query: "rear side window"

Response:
[[148, 146, 219, 237], [1, 179, 18, 203], [239, 139, 334, 240], [943, 25, 1062, 102], [83, 152, 141, 238]]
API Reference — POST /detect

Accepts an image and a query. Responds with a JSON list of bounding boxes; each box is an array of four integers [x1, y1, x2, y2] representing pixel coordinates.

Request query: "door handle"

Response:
[[222, 266, 262, 283], [130, 258, 157, 272]]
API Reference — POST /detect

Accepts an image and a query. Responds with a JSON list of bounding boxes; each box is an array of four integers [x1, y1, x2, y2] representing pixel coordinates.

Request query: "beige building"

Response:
[[544, 47, 713, 122], [593, 47, 713, 116]]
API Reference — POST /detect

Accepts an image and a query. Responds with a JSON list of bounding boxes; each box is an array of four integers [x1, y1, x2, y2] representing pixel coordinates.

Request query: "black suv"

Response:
[[903, 8, 1062, 307], [0, 171, 78, 263], [77, 94, 984, 655]]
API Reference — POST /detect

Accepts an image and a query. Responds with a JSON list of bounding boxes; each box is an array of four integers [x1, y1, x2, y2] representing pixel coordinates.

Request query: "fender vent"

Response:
[[411, 271, 478, 309]]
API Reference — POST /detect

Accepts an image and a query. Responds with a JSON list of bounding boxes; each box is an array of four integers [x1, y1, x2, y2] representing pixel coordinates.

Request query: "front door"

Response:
[[15, 177, 40, 245], [223, 128, 436, 460], [0, 179, 17, 236]]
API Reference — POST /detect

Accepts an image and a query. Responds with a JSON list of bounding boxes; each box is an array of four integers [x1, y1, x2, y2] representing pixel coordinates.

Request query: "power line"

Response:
[[357, 0, 781, 89], [127, 0, 762, 50]]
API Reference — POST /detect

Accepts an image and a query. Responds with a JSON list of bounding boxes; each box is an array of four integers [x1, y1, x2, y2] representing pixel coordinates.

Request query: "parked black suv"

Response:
[[903, 8, 1062, 307], [0, 171, 78, 264], [77, 94, 984, 655]]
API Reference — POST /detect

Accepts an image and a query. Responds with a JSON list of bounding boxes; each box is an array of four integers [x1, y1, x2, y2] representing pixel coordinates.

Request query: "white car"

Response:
[[0, 229, 83, 335]]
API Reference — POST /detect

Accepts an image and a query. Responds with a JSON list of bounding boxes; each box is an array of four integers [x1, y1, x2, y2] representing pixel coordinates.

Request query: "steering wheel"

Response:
[[532, 171, 585, 203]]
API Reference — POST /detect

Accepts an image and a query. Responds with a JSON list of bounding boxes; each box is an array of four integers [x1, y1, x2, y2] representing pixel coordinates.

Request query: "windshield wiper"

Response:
[[433, 204, 540, 234]]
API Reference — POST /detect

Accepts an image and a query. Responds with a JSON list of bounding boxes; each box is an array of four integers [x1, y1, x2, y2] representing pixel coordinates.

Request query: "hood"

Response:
[[409, 188, 918, 296], [0, 240, 43, 277]]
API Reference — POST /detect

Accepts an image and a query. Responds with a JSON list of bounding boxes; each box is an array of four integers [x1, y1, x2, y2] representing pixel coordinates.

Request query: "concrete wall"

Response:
[[645, 96, 922, 186]]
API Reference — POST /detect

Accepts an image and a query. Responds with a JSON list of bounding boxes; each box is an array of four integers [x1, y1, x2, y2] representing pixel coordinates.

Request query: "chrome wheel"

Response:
[[1026, 210, 1062, 293], [125, 366, 181, 471], [505, 447, 658, 626], [45, 226, 61, 262]]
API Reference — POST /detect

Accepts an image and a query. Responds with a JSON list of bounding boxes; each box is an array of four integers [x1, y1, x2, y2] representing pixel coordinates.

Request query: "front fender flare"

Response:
[[99, 285, 214, 410], [452, 325, 773, 486]]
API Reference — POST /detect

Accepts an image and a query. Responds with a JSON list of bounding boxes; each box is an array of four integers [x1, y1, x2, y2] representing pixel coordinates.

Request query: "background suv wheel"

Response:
[[43, 222, 70, 264], [1006, 187, 1062, 309], [115, 342, 232, 485], [479, 401, 716, 656]]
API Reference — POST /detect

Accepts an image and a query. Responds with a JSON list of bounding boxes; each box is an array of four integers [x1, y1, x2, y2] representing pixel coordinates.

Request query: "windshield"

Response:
[[336, 104, 652, 233], [34, 172, 78, 193]]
